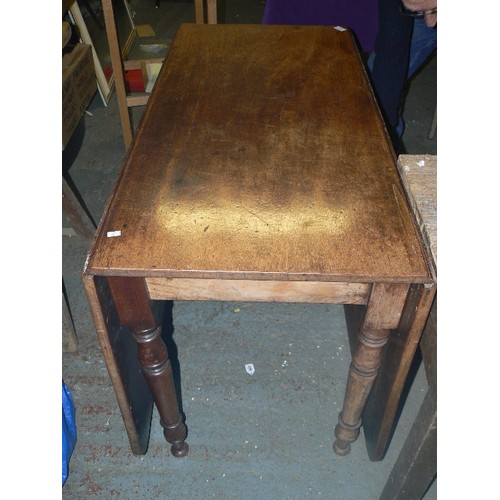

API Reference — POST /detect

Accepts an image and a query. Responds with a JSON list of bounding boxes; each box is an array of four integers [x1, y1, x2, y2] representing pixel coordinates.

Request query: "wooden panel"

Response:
[[101, 0, 133, 149], [377, 155, 437, 479], [126, 94, 149, 107], [146, 277, 370, 303], [379, 383, 437, 500], [379, 295, 437, 498], [194, 0, 203, 23], [397, 154, 437, 279], [86, 24, 430, 285], [420, 295, 437, 385], [82, 274, 154, 455], [206, 0, 217, 23], [362, 283, 436, 461]]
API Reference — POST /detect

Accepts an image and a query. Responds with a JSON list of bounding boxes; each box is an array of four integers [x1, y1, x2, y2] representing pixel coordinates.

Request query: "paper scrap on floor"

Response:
[[146, 63, 163, 93]]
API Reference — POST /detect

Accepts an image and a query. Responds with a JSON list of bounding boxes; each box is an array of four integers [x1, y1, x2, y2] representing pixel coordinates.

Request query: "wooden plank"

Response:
[[378, 155, 437, 491], [82, 274, 154, 455], [397, 155, 437, 279], [124, 58, 163, 70], [420, 295, 437, 385], [207, 0, 217, 24], [136, 24, 155, 37], [194, 0, 203, 23], [126, 94, 150, 107], [378, 295, 437, 498], [146, 278, 370, 303], [379, 383, 437, 500], [101, 0, 133, 149], [363, 282, 436, 461], [69, 2, 111, 106]]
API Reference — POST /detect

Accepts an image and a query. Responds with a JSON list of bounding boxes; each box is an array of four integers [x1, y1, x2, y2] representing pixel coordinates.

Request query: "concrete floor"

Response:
[[62, 1, 437, 498]]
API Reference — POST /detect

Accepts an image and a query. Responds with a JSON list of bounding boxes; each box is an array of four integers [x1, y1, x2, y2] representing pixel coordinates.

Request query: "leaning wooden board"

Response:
[[396, 154, 437, 279], [379, 154, 437, 499]]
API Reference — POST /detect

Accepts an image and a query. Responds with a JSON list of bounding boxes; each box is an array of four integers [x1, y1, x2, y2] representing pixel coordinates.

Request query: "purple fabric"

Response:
[[262, 0, 378, 53]]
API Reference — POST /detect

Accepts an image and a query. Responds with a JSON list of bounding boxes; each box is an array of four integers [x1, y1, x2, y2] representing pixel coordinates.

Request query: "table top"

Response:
[[86, 24, 431, 284]]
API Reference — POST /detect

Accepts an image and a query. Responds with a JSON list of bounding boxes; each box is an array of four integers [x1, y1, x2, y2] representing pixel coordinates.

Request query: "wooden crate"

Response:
[[62, 43, 96, 149]]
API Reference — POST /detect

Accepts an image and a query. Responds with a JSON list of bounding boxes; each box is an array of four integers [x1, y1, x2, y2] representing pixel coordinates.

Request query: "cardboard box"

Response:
[[62, 43, 96, 149]]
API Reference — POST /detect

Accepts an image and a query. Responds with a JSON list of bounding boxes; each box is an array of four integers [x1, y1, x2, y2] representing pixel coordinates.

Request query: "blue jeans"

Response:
[[408, 18, 437, 79], [368, 17, 437, 137]]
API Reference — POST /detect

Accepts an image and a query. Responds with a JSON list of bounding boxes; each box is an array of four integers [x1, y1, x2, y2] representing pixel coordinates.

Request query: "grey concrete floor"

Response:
[[62, 1, 437, 498]]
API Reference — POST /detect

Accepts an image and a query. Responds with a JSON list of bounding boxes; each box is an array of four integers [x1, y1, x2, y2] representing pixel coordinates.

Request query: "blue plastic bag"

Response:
[[62, 381, 77, 485]]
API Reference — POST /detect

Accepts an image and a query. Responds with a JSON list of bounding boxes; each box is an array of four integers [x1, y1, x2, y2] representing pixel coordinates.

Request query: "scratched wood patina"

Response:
[[86, 24, 430, 285]]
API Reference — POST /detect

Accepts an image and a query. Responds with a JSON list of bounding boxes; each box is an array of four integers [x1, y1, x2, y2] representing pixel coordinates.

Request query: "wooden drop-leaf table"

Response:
[[83, 24, 435, 461]]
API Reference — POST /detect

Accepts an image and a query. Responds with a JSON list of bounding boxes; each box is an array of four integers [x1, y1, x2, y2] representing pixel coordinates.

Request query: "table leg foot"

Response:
[[170, 440, 189, 458], [333, 412, 360, 456], [161, 418, 189, 457]]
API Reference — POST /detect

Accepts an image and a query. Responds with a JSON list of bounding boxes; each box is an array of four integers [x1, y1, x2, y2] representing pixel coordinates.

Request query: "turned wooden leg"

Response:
[[333, 326, 391, 455], [108, 276, 189, 457], [333, 283, 410, 456]]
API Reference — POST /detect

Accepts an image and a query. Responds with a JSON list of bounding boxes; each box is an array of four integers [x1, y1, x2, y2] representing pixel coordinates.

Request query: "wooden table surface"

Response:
[[86, 24, 430, 285]]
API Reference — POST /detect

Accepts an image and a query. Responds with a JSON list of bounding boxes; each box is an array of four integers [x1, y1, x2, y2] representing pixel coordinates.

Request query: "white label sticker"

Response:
[[107, 230, 122, 237]]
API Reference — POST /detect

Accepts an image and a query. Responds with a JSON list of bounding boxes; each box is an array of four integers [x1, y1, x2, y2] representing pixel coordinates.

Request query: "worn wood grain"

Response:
[[397, 155, 436, 280], [146, 278, 370, 303], [86, 24, 430, 285]]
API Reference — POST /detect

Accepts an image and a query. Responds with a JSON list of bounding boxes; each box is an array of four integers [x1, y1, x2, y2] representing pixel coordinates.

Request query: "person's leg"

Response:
[[407, 18, 437, 78], [368, 0, 413, 142]]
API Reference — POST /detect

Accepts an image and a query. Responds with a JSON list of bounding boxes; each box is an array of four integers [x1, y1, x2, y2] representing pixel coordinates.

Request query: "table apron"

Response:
[[146, 277, 371, 304]]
